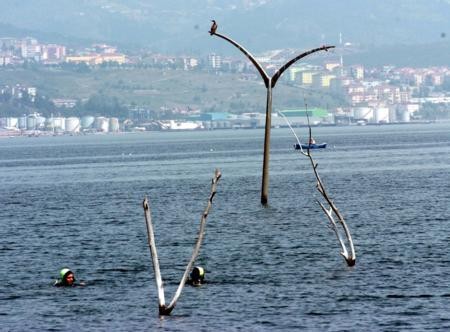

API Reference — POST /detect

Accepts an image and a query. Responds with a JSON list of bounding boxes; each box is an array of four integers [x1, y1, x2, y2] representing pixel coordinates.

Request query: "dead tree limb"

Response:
[[209, 19, 334, 206], [143, 197, 166, 312], [280, 112, 356, 266], [143, 169, 222, 315]]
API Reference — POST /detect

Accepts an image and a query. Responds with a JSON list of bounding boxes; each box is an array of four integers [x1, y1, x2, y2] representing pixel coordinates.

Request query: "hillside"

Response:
[[0, 66, 343, 117]]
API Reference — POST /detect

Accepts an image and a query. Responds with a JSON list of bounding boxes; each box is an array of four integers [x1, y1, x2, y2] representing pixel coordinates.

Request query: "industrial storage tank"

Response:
[[374, 107, 389, 123], [26, 114, 38, 130], [36, 115, 46, 129], [18, 116, 27, 129], [353, 107, 373, 121], [81, 116, 95, 129], [94, 117, 109, 132], [109, 117, 119, 132], [202, 121, 212, 130], [6, 117, 18, 128], [389, 107, 397, 123], [399, 109, 410, 122], [55, 117, 66, 130], [65, 117, 80, 132], [47, 117, 66, 131]]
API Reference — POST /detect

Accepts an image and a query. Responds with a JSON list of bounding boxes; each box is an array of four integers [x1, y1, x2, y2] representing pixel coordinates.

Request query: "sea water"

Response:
[[0, 123, 449, 331]]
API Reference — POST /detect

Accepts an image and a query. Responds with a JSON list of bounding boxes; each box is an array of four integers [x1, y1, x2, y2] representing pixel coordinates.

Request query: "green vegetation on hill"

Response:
[[0, 66, 343, 118]]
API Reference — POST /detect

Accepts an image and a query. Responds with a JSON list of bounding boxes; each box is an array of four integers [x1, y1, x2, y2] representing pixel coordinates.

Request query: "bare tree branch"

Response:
[[271, 45, 335, 88], [143, 169, 222, 315], [165, 169, 222, 313], [212, 31, 270, 88], [210, 20, 334, 205], [280, 112, 356, 266], [143, 197, 166, 312]]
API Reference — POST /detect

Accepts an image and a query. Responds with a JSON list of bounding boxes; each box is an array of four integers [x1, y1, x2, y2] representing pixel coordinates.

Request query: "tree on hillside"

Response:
[[73, 94, 128, 118], [417, 102, 450, 120]]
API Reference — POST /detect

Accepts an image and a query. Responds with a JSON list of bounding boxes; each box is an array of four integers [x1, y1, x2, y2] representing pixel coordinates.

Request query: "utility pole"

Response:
[[209, 20, 334, 206]]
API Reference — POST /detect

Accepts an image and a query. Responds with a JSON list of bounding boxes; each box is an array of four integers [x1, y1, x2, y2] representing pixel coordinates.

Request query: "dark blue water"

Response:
[[1, 124, 449, 331]]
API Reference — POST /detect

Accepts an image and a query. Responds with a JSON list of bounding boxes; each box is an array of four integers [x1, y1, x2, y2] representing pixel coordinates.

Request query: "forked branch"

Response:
[[143, 169, 222, 315], [210, 19, 334, 206], [280, 112, 356, 266], [209, 20, 334, 89]]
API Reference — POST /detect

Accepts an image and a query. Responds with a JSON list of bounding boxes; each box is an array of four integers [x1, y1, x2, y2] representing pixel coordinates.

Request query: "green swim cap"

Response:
[[59, 268, 72, 281]]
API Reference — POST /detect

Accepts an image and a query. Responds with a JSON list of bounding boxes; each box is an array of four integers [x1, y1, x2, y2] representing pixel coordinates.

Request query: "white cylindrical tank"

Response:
[[374, 107, 389, 123], [65, 117, 80, 132], [36, 116, 46, 129], [400, 109, 410, 122], [27, 115, 38, 130], [94, 117, 109, 132], [81, 116, 95, 129], [389, 107, 397, 123], [109, 117, 119, 132], [6, 117, 18, 128], [202, 121, 212, 130], [353, 107, 373, 121], [18, 116, 27, 129], [44, 117, 52, 130], [52, 117, 66, 130]]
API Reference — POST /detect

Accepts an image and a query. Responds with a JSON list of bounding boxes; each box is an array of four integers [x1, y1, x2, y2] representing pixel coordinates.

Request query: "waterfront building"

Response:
[[65, 53, 127, 65], [277, 108, 332, 126]]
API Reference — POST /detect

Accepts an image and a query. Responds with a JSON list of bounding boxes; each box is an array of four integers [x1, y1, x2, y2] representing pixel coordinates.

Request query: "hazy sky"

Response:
[[1, 0, 450, 53]]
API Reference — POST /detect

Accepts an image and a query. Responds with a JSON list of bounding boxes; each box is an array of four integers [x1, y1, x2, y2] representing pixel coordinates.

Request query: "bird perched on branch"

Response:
[[209, 20, 217, 35]]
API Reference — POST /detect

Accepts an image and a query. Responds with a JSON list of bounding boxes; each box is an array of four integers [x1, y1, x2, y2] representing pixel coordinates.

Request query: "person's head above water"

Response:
[[190, 266, 205, 284], [59, 268, 75, 286], [54, 267, 85, 287]]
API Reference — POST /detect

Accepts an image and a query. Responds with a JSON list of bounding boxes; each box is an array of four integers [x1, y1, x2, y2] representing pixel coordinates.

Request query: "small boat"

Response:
[[294, 143, 327, 150]]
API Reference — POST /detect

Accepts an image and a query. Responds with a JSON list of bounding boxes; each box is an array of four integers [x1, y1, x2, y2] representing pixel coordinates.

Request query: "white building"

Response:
[[208, 53, 221, 70]]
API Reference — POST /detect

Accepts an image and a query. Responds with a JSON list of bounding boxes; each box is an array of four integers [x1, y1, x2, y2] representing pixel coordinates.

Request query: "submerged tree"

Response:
[[280, 112, 356, 266], [142, 169, 222, 315], [209, 20, 334, 206]]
